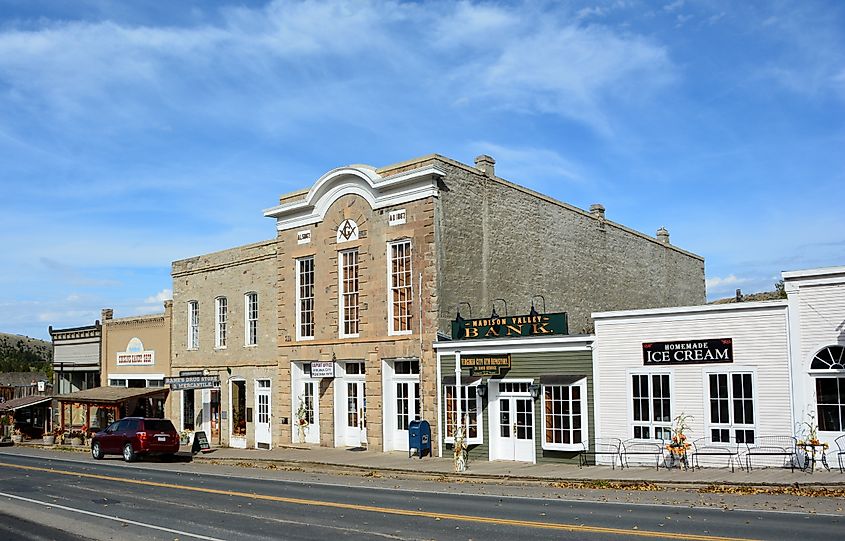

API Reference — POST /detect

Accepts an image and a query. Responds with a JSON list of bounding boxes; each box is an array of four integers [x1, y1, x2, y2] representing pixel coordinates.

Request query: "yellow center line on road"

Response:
[[0, 461, 758, 541]]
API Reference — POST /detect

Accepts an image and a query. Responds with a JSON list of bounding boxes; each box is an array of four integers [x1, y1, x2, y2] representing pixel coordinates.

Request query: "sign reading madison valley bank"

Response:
[[642, 338, 733, 365], [451, 312, 569, 340]]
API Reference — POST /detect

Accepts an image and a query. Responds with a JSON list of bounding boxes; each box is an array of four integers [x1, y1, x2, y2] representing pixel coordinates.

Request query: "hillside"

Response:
[[0, 332, 52, 374]]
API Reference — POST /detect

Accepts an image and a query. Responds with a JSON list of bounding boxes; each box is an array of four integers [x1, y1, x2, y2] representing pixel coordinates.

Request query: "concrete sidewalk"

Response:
[[189, 442, 845, 487]]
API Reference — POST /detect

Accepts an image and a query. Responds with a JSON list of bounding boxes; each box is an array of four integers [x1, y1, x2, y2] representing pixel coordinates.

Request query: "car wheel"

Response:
[[91, 442, 104, 460], [122, 443, 136, 462]]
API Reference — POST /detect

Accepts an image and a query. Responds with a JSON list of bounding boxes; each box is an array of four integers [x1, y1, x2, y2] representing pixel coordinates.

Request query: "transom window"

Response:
[[389, 240, 413, 335], [813, 346, 845, 432], [245, 292, 258, 346], [444, 385, 480, 442], [500, 382, 529, 394], [346, 362, 365, 375], [542, 381, 586, 451], [187, 301, 199, 350], [632, 373, 672, 440], [296, 257, 315, 340], [708, 372, 755, 443], [339, 249, 360, 337], [215, 296, 227, 348], [394, 360, 419, 375]]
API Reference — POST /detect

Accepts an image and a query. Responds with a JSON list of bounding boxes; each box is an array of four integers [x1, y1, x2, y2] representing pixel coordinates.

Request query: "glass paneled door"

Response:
[[294, 371, 320, 445], [343, 380, 366, 447], [255, 379, 271, 449], [494, 390, 534, 462]]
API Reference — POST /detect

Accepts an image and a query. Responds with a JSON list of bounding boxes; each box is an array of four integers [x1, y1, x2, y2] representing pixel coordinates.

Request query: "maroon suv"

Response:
[[91, 417, 180, 462]]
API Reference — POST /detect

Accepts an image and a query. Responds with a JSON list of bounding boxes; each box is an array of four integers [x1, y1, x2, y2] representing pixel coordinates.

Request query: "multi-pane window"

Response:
[[444, 385, 480, 441], [394, 360, 419, 375], [813, 346, 845, 431], [215, 297, 227, 348], [708, 372, 755, 443], [187, 301, 199, 350], [339, 249, 359, 337], [296, 257, 315, 340], [543, 382, 585, 450], [632, 373, 672, 440], [389, 240, 413, 334], [245, 292, 258, 346]]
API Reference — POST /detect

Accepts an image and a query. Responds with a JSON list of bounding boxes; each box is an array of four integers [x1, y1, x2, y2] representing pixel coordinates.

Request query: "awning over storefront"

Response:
[[0, 395, 52, 412], [54, 386, 168, 405], [538, 374, 585, 385]]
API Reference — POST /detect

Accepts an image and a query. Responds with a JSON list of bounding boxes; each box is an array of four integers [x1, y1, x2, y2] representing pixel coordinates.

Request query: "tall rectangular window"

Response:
[[245, 292, 258, 346], [708, 372, 755, 443], [444, 385, 480, 441], [187, 301, 199, 350], [215, 297, 227, 348], [182, 389, 195, 431], [542, 381, 586, 450], [296, 257, 315, 340], [388, 240, 413, 335], [631, 373, 672, 440], [339, 249, 359, 337]]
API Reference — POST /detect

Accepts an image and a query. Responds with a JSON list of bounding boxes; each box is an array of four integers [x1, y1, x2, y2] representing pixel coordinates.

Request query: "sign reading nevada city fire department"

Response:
[[452, 312, 569, 340], [642, 338, 733, 366], [460, 354, 512, 376]]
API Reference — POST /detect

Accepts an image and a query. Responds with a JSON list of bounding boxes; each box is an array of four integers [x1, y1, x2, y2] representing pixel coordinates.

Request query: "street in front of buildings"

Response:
[[0, 447, 843, 541]]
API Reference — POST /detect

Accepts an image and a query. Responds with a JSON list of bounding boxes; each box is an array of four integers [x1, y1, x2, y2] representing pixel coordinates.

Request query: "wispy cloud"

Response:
[[144, 288, 172, 304]]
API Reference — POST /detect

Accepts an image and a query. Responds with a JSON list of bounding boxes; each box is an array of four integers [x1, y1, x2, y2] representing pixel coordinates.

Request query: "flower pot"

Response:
[[70, 437, 83, 446], [42, 435, 56, 445], [11, 435, 22, 444]]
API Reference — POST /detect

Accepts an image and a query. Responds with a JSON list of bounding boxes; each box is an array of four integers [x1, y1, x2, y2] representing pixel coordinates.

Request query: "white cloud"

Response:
[[705, 274, 747, 291], [144, 288, 172, 304], [469, 142, 587, 186]]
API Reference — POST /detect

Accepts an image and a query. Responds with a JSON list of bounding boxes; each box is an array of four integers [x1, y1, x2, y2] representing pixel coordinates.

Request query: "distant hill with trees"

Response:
[[710, 280, 788, 305], [0, 332, 52, 375]]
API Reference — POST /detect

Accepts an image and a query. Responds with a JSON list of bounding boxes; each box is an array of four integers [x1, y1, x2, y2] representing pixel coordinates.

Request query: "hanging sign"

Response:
[[642, 338, 733, 365], [310, 361, 335, 378], [460, 354, 511, 376], [452, 312, 568, 340]]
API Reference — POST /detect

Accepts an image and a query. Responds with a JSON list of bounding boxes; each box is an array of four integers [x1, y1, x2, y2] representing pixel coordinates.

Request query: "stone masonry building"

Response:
[[259, 153, 705, 453]]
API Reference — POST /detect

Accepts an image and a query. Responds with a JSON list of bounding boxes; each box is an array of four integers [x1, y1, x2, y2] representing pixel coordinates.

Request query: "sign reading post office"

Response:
[[642, 338, 733, 366]]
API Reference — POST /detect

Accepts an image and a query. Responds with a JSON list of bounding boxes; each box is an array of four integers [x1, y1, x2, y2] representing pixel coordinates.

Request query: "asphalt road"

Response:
[[0, 451, 841, 541]]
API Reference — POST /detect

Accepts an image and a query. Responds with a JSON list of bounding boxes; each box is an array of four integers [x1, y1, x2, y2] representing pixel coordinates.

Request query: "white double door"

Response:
[[255, 380, 272, 449], [491, 386, 535, 462]]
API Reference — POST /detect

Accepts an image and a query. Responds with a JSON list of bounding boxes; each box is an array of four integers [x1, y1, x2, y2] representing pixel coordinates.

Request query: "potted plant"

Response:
[[180, 430, 194, 445], [665, 413, 693, 468], [43, 427, 61, 445], [67, 427, 86, 446], [295, 396, 309, 443], [11, 428, 23, 444]]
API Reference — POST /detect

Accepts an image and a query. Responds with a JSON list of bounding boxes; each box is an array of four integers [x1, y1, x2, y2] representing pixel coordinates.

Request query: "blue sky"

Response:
[[2, 0, 843, 340]]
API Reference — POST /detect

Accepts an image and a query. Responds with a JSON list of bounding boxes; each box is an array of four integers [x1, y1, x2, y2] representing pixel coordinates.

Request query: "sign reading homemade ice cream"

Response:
[[116, 337, 155, 366], [642, 338, 733, 366]]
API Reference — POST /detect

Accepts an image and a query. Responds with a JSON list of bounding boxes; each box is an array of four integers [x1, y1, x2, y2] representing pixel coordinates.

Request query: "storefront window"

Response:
[[231, 380, 247, 436], [631, 373, 671, 440], [183, 389, 195, 431], [707, 372, 755, 443], [811, 345, 845, 432], [542, 381, 586, 450], [444, 385, 480, 442]]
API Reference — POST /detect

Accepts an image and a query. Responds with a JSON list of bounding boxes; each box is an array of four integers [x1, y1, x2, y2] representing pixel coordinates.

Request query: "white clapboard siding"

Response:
[[593, 302, 791, 466], [796, 284, 845, 363], [53, 341, 100, 366]]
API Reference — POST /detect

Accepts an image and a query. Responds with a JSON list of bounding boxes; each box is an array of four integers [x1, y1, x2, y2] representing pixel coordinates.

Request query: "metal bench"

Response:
[[745, 436, 797, 472], [691, 437, 741, 472], [834, 435, 845, 473], [621, 439, 664, 470], [578, 438, 623, 469]]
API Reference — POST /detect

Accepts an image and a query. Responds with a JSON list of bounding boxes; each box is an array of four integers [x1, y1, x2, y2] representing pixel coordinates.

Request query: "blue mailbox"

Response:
[[408, 419, 431, 458]]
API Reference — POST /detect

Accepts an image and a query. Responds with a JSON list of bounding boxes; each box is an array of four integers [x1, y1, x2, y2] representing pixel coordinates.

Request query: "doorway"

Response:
[[255, 379, 272, 449], [338, 362, 366, 447], [490, 381, 535, 462], [293, 363, 320, 444]]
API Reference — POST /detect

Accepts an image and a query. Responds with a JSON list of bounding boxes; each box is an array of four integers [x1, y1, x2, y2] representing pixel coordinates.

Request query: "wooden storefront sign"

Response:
[[460, 354, 512, 376], [452, 312, 568, 340]]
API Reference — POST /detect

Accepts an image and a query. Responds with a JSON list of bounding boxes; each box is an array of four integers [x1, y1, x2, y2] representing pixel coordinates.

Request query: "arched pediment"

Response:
[[264, 164, 444, 231]]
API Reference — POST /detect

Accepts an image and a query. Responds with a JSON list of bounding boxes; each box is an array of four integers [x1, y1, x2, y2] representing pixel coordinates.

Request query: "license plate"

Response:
[[157, 436, 166, 442]]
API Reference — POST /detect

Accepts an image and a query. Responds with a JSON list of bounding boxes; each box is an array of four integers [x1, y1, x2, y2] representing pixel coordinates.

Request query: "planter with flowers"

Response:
[[295, 396, 310, 443], [43, 427, 62, 445], [11, 428, 23, 444], [797, 413, 829, 471], [665, 413, 693, 469]]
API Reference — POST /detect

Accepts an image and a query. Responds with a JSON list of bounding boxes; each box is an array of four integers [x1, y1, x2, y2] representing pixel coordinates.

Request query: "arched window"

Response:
[[812, 345, 845, 432]]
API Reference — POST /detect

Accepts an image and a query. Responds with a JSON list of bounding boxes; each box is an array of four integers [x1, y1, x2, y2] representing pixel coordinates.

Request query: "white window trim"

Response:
[[214, 296, 227, 349], [702, 367, 758, 442], [443, 381, 484, 445], [295, 257, 315, 341], [338, 249, 360, 339], [187, 300, 199, 350], [244, 292, 258, 347], [541, 378, 589, 452], [627, 368, 674, 442], [387, 239, 413, 336]]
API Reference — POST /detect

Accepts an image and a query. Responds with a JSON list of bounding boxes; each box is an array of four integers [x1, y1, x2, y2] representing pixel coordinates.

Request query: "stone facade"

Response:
[[170, 239, 278, 448]]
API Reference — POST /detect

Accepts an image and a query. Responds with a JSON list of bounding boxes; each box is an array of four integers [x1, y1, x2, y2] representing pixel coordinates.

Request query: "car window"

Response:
[[106, 421, 120, 432], [116, 420, 131, 432], [125, 419, 140, 432], [143, 419, 176, 432]]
